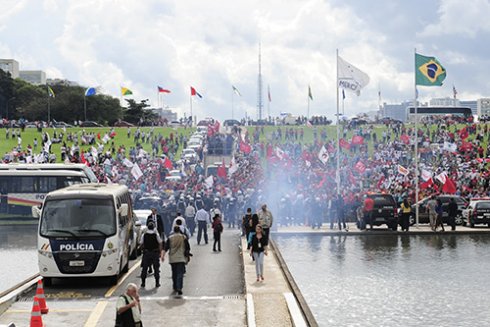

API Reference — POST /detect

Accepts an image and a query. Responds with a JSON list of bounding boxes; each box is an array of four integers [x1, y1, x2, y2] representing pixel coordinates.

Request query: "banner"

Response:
[[131, 164, 143, 180], [318, 145, 329, 165]]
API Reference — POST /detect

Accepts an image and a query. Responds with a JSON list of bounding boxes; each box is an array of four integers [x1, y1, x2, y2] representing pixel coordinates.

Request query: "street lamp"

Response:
[[6, 97, 15, 120]]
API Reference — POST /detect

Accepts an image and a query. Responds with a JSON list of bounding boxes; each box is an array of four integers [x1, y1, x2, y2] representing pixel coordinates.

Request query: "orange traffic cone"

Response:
[[30, 296, 45, 327], [35, 279, 49, 314]]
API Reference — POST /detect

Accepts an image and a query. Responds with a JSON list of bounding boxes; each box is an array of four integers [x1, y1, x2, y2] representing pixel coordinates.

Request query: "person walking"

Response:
[[185, 200, 196, 236], [400, 198, 411, 232], [250, 224, 268, 282], [426, 195, 438, 231], [115, 283, 142, 327], [147, 207, 165, 240], [195, 206, 210, 245], [212, 214, 224, 252], [139, 221, 164, 288], [336, 193, 347, 231], [363, 195, 374, 230], [447, 198, 458, 231], [257, 204, 273, 242], [242, 207, 253, 239], [164, 226, 191, 295], [434, 198, 445, 232]]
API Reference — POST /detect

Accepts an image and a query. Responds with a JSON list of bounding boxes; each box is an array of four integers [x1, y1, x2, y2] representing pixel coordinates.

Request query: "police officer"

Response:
[[140, 221, 164, 288]]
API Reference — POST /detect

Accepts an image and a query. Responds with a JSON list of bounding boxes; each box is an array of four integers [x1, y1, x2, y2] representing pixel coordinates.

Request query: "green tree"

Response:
[[123, 99, 157, 124], [0, 70, 15, 119]]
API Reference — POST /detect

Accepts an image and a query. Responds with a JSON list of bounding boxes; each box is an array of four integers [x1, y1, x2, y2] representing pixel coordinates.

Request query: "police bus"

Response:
[[0, 163, 98, 183], [33, 184, 137, 285], [0, 170, 91, 220]]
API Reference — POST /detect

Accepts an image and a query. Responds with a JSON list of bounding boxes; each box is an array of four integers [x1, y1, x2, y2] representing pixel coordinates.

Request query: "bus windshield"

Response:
[[40, 198, 116, 238]]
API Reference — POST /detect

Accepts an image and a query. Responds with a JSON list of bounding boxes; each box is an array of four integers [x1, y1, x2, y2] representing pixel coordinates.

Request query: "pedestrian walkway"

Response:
[[241, 237, 307, 327]]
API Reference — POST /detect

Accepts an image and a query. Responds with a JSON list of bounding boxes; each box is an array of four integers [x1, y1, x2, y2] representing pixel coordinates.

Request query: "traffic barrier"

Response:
[[29, 296, 44, 327], [35, 280, 49, 315]]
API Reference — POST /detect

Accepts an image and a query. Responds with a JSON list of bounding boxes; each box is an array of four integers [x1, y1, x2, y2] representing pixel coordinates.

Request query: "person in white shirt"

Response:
[[194, 207, 210, 245]]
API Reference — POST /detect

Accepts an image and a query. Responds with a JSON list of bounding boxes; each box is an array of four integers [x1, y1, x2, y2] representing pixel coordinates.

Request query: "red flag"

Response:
[[217, 159, 227, 179], [80, 152, 89, 167], [400, 134, 410, 145], [442, 177, 457, 194], [158, 86, 171, 93], [97, 132, 101, 140], [164, 157, 173, 169], [110, 131, 116, 138], [339, 138, 351, 150], [460, 141, 473, 152], [351, 135, 364, 145], [354, 161, 366, 174], [240, 141, 251, 154], [459, 127, 469, 140], [190, 86, 202, 98]]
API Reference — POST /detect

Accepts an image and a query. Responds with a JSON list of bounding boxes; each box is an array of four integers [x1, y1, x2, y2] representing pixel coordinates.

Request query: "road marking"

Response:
[[105, 259, 141, 298], [247, 293, 256, 327], [84, 300, 108, 327], [283, 292, 307, 327]]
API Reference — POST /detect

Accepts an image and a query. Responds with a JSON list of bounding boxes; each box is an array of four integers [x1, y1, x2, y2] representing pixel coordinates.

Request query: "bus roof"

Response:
[[0, 163, 98, 182], [46, 183, 129, 199], [0, 170, 87, 177]]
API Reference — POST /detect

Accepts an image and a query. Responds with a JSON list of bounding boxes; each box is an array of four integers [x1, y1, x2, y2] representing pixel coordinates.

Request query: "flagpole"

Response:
[[190, 95, 193, 126], [307, 95, 310, 119], [336, 49, 340, 196], [47, 94, 51, 126], [414, 48, 419, 227]]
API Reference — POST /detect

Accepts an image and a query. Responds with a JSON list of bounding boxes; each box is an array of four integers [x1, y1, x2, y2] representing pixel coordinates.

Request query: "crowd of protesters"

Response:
[[2, 113, 490, 229]]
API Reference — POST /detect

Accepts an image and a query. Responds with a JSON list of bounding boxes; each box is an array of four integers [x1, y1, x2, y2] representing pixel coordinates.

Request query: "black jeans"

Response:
[[448, 215, 456, 230], [141, 251, 160, 284], [213, 231, 221, 251], [401, 213, 410, 231], [197, 221, 208, 244], [171, 262, 186, 291]]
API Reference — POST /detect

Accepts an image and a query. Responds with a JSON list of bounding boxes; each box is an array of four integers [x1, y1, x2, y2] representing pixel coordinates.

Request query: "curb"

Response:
[[270, 239, 318, 327], [0, 274, 41, 316]]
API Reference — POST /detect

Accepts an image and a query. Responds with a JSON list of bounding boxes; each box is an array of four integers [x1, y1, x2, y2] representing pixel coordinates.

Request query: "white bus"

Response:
[[33, 184, 137, 286], [0, 163, 98, 183], [0, 170, 91, 220]]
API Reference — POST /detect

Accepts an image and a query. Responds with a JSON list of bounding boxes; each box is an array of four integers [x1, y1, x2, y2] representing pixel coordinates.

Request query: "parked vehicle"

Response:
[[80, 121, 102, 127], [462, 199, 490, 227], [366, 193, 398, 230], [411, 195, 468, 226], [113, 120, 134, 127]]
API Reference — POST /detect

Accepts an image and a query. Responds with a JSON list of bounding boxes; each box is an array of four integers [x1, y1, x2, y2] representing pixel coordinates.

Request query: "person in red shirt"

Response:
[[363, 195, 374, 230]]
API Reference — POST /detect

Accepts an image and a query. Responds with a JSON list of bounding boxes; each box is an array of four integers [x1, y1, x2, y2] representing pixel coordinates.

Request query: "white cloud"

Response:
[[420, 0, 490, 38]]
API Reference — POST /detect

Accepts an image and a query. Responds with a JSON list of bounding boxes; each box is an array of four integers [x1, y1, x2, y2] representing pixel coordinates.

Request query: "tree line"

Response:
[[0, 70, 156, 125]]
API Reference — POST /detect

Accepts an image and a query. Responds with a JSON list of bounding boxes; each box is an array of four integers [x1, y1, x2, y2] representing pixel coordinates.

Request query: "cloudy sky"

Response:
[[1, 0, 489, 120]]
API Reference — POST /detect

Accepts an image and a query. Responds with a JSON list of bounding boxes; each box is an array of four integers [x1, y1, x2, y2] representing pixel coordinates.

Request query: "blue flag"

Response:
[[85, 87, 97, 96]]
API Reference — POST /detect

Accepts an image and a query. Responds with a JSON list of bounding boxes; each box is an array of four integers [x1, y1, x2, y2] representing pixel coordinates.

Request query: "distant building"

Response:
[[430, 97, 459, 107], [382, 100, 418, 122], [460, 100, 477, 116], [477, 98, 490, 116], [148, 107, 178, 121], [0, 59, 19, 78], [19, 70, 46, 85], [47, 78, 79, 87]]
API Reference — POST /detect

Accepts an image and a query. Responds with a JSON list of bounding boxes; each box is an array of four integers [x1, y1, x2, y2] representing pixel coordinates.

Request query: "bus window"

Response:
[[39, 177, 58, 193]]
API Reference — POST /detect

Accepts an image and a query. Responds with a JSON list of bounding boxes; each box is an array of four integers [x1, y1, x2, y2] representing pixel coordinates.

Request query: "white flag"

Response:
[[228, 157, 238, 176], [275, 147, 285, 160], [131, 164, 144, 180], [102, 133, 111, 144], [205, 175, 214, 189], [443, 141, 457, 153], [122, 158, 134, 168], [421, 169, 433, 182], [338, 56, 370, 96], [435, 172, 447, 185], [318, 145, 329, 164]]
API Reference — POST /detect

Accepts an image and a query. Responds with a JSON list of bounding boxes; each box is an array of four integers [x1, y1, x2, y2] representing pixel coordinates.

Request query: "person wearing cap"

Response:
[[139, 221, 164, 288]]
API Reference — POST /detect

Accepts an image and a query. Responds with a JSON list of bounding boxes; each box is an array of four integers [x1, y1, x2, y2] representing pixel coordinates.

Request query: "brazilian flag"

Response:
[[415, 53, 446, 86]]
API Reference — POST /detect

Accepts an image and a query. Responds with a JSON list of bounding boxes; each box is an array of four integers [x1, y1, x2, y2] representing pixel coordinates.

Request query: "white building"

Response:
[[0, 59, 19, 78], [19, 70, 46, 85], [477, 98, 490, 116]]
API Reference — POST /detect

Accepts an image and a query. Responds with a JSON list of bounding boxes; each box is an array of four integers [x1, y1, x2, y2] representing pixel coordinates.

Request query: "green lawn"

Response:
[[1, 126, 196, 162]]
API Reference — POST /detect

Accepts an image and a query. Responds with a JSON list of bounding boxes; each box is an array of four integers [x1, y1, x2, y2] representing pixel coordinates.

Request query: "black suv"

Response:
[[366, 193, 398, 230], [411, 195, 468, 226]]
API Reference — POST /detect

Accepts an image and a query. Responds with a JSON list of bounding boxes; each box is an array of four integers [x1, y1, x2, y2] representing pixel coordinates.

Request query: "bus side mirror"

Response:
[[119, 204, 129, 217], [32, 205, 41, 219]]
